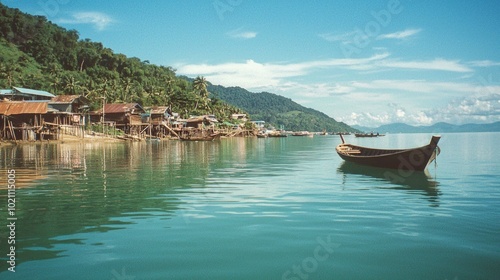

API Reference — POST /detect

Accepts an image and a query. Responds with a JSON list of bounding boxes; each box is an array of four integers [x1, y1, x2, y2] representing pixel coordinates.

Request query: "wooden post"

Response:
[[8, 121, 16, 141]]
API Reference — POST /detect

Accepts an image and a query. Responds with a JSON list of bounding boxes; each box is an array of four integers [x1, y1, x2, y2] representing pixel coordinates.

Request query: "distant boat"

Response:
[[145, 136, 161, 142], [179, 133, 220, 141], [267, 131, 287, 138], [354, 132, 385, 137], [336, 135, 441, 171], [292, 131, 312, 136]]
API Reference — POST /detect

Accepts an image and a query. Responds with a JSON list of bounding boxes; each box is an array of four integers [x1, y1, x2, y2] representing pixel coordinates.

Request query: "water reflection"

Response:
[[0, 141, 221, 270], [337, 161, 441, 206]]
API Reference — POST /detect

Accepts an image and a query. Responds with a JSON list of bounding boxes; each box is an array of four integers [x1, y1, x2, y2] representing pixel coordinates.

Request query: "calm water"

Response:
[[0, 133, 499, 279]]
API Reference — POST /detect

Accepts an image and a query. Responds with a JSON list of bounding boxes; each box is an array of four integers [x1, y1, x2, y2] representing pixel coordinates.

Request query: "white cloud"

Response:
[[177, 53, 500, 126], [468, 60, 500, 67], [349, 79, 480, 94], [377, 28, 422, 40], [178, 54, 473, 93], [339, 92, 500, 127], [227, 28, 257, 39], [425, 93, 500, 124], [57, 12, 114, 31], [380, 58, 473, 72], [177, 53, 389, 90]]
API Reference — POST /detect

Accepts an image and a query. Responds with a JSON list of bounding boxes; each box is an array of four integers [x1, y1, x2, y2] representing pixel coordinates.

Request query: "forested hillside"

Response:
[[209, 85, 356, 132], [0, 3, 357, 132], [0, 3, 242, 121]]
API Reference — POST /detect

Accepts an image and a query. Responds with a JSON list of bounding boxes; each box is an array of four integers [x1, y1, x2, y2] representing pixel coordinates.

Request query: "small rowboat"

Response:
[[179, 133, 220, 141], [354, 132, 384, 137], [336, 135, 441, 171]]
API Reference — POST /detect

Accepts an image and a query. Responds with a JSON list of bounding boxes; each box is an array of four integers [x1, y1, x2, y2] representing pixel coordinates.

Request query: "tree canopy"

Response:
[[0, 3, 242, 122], [0, 3, 357, 132], [209, 85, 357, 132]]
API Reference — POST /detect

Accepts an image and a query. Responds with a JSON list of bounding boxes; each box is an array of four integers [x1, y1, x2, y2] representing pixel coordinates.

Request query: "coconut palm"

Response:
[[192, 76, 209, 111], [64, 76, 81, 94]]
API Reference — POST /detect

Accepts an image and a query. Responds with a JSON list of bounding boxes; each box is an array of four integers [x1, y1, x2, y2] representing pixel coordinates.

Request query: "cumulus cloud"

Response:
[[425, 93, 500, 124], [338, 103, 425, 127], [57, 12, 114, 31], [177, 53, 389, 90], [177, 53, 475, 92], [339, 93, 500, 127], [177, 51, 497, 127]]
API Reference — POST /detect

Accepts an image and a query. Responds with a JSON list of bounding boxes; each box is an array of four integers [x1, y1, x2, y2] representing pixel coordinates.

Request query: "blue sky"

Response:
[[4, 0, 500, 127]]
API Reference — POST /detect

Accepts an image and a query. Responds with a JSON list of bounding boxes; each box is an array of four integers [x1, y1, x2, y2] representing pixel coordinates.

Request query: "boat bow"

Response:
[[336, 135, 441, 171]]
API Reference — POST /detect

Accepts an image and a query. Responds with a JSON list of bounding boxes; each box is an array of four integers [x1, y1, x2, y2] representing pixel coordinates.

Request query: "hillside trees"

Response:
[[0, 3, 357, 131], [0, 3, 243, 121]]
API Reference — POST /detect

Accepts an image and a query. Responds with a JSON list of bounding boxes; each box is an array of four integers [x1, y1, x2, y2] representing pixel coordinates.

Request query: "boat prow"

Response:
[[336, 135, 441, 171]]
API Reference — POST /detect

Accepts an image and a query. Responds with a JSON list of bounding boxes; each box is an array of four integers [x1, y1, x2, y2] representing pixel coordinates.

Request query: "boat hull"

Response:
[[336, 136, 441, 171], [179, 133, 220, 141]]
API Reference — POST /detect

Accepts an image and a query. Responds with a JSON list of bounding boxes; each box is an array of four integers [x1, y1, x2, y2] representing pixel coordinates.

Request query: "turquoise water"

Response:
[[0, 133, 499, 279]]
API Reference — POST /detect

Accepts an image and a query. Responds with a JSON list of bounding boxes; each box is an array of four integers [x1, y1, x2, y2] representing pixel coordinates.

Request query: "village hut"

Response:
[[0, 87, 55, 101], [0, 101, 51, 140], [148, 106, 171, 125], [184, 115, 218, 129], [49, 95, 90, 113]]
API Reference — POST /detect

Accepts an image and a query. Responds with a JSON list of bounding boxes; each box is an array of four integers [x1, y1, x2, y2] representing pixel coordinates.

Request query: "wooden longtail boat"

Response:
[[354, 132, 385, 137], [291, 131, 312, 136], [179, 133, 220, 141], [336, 135, 441, 171], [267, 131, 288, 138]]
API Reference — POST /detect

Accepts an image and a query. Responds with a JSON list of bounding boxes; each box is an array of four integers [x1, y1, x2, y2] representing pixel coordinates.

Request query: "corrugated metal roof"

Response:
[[185, 115, 218, 123], [50, 95, 80, 103], [150, 106, 169, 115], [0, 101, 48, 115], [13, 87, 55, 98], [50, 95, 88, 103], [0, 89, 13, 95], [100, 103, 145, 114], [0, 102, 10, 114]]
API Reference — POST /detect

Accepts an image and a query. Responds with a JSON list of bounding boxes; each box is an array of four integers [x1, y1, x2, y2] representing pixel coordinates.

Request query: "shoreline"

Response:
[[0, 134, 128, 145]]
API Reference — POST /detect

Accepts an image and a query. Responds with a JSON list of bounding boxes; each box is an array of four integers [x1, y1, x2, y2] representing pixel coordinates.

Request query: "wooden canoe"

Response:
[[336, 135, 441, 171], [179, 133, 220, 141], [354, 132, 385, 137]]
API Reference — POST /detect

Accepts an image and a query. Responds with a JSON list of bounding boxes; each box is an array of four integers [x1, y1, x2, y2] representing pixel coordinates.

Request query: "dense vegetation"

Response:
[[0, 3, 242, 121], [209, 85, 356, 132], [0, 3, 357, 132]]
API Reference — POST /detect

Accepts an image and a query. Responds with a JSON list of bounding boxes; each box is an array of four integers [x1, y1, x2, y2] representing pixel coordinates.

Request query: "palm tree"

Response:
[[163, 75, 175, 105], [122, 78, 132, 103], [1, 63, 19, 87], [192, 76, 209, 111], [193, 76, 209, 99], [50, 75, 61, 95], [64, 76, 81, 95]]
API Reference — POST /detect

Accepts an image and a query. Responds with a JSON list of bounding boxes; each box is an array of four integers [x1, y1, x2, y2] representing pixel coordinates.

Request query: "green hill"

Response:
[[209, 85, 357, 132], [0, 3, 242, 122], [0, 3, 358, 132]]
